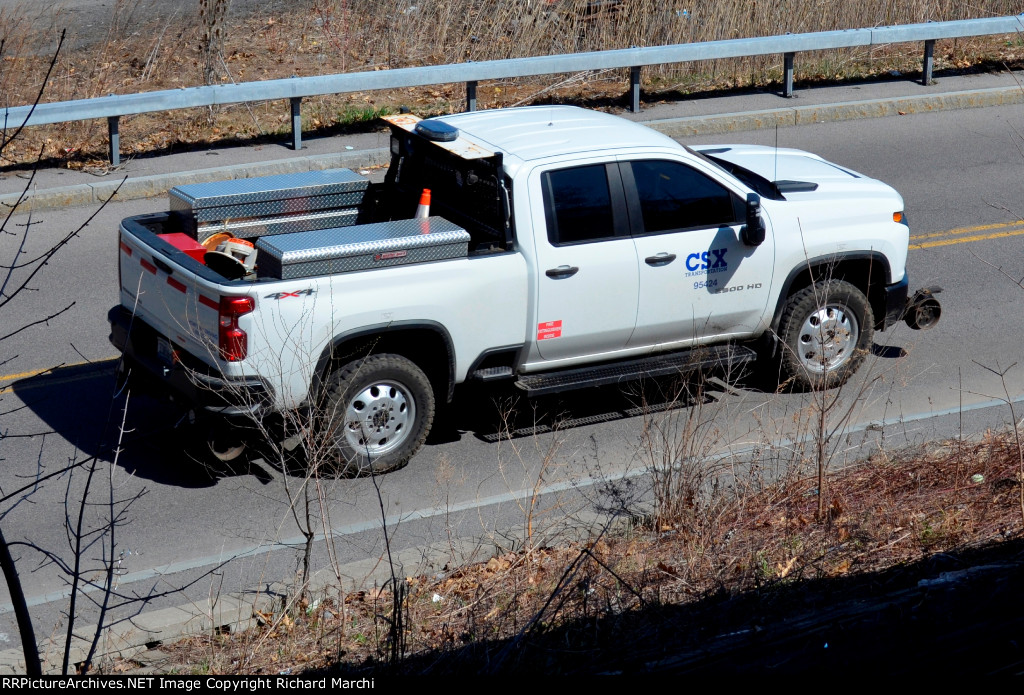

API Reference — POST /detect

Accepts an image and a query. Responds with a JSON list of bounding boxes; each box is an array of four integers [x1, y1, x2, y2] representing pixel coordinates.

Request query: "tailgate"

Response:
[[118, 215, 238, 367]]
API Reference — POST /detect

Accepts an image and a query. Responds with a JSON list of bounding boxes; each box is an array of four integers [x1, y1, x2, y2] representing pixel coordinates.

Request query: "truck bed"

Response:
[[116, 208, 528, 414]]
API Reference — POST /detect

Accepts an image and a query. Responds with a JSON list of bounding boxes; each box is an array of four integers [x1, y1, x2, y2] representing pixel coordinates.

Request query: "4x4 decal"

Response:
[[265, 289, 315, 300]]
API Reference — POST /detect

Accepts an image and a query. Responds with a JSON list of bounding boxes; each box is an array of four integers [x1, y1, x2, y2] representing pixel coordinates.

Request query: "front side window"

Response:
[[542, 165, 617, 245], [629, 160, 738, 234]]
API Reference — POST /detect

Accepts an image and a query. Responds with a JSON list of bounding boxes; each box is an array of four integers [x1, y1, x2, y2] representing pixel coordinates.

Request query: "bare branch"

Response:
[[0, 176, 126, 311], [0, 302, 75, 342]]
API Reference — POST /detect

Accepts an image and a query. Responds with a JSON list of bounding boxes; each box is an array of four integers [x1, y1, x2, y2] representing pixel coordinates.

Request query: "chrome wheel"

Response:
[[777, 280, 874, 391], [796, 305, 859, 375], [322, 354, 435, 476], [340, 380, 416, 459]]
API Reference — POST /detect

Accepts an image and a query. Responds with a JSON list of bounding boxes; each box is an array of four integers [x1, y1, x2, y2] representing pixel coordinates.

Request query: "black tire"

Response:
[[777, 279, 874, 391], [320, 354, 435, 476]]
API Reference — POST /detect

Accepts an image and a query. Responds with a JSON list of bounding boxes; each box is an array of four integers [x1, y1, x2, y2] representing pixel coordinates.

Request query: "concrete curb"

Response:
[[645, 83, 1024, 137], [0, 148, 394, 215], [2, 84, 1023, 215]]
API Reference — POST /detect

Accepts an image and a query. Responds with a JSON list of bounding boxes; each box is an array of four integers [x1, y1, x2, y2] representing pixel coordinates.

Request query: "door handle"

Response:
[[545, 265, 579, 279], [644, 253, 677, 266]]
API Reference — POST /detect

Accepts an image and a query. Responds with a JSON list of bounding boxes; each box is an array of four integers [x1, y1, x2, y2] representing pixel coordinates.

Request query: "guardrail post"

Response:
[[783, 52, 795, 97], [290, 97, 302, 150], [466, 81, 477, 112], [107, 116, 120, 166], [922, 39, 935, 85], [629, 66, 641, 112]]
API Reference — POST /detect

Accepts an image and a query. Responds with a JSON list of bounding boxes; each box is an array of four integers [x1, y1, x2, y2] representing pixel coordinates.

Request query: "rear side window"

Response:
[[542, 165, 617, 245], [629, 160, 739, 234]]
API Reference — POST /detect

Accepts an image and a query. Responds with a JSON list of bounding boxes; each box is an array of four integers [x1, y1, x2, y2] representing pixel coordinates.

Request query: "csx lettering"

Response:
[[265, 289, 315, 300], [684, 248, 728, 272], [685, 252, 706, 271]]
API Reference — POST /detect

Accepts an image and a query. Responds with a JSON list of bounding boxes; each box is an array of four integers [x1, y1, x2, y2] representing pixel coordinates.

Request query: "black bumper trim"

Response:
[[108, 305, 273, 417], [880, 276, 910, 332]]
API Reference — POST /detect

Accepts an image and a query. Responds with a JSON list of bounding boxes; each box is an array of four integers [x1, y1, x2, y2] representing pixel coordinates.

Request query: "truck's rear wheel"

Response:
[[320, 354, 435, 476], [777, 279, 873, 390]]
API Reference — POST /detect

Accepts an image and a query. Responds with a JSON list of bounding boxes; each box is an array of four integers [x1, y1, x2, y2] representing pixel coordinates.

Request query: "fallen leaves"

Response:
[[776, 556, 798, 578]]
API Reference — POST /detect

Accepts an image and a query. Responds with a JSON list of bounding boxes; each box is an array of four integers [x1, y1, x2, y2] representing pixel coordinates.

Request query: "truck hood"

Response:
[[693, 144, 901, 202]]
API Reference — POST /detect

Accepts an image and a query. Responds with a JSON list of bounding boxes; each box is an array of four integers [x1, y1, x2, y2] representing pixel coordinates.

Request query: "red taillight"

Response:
[[218, 296, 255, 362]]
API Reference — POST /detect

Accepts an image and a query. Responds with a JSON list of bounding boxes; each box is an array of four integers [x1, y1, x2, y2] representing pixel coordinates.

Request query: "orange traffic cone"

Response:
[[415, 188, 431, 219]]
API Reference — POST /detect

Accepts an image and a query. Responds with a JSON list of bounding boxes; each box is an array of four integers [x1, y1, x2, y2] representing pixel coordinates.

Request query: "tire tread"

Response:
[[776, 279, 874, 391], [322, 353, 435, 476]]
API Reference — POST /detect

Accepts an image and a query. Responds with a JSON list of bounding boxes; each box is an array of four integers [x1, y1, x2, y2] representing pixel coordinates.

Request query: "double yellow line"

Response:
[[0, 358, 117, 394], [910, 220, 1024, 249]]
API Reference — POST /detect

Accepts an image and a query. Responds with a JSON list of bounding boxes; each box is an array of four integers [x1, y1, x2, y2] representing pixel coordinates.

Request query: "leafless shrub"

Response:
[[199, 0, 230, 85]]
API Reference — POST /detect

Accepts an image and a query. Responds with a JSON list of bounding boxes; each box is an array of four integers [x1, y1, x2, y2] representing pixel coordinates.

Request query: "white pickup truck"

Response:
[[109, 105, 940, 473]]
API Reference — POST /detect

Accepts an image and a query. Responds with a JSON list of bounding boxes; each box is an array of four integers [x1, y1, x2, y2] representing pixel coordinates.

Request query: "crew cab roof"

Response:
[[432, 105, 679, 163]]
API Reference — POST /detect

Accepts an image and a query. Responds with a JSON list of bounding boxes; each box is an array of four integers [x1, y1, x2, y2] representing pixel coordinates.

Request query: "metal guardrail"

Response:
[[3, 15, 1022, 165]]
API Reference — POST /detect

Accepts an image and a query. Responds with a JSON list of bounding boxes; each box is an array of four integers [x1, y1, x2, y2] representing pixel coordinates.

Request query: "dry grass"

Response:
[[132, 427, 1024, 675], [1, 0, 1023, 167]]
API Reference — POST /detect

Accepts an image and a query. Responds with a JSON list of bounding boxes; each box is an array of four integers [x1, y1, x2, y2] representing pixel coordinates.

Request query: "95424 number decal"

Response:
[[693, 279, 718, 290]]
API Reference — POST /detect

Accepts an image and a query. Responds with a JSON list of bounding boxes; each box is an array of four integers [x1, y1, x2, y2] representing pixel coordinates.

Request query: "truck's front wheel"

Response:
[[321, 354, 435, 476], [777, 279, 874, 390]]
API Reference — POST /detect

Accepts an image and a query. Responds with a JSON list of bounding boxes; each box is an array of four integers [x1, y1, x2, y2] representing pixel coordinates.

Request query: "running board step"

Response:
[[470, 366, 515, 381], [515, 345, 757, 396]]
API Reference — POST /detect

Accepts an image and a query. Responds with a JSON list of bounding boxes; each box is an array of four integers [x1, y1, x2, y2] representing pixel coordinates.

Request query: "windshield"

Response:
[[686, 146, 785, 201]]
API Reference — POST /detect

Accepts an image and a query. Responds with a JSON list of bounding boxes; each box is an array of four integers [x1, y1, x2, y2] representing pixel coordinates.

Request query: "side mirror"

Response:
[[741, 193, 766, 247]]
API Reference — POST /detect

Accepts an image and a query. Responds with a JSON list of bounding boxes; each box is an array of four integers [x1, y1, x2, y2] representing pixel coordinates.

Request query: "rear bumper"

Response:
[[108, 305, 273, 417]]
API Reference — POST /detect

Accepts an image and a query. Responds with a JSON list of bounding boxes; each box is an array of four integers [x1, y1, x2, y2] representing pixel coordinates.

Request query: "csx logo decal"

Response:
[[685, 248, 728, 276], [265, 289, 315, 300]]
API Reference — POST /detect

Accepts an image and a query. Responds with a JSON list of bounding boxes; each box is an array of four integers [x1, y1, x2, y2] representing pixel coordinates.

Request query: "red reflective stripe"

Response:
[[119, 241, 133, 256], [140, 258, 157, 274], [167, 277, 187, 293], [198, 295, 218, 310]]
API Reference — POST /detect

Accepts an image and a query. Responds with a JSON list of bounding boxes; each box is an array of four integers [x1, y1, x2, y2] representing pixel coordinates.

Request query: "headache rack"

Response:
[[383, 114, 513, 254]]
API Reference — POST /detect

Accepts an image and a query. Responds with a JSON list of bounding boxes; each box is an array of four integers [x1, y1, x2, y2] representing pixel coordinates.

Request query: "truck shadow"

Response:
[[11, 361, 713, 485], [13, 344, 906, 484], [10, 361, 254, 488], [442, 340, 905, 445], [441, 371, 728, 446], [871, 343, 907, 359]]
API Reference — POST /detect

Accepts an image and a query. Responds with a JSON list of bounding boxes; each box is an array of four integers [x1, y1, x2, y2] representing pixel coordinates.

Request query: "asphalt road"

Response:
[[2, 101, 1024, 656]]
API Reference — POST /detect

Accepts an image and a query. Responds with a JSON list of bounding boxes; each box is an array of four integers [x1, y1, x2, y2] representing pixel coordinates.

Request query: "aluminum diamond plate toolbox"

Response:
[[169, 169, 368, 240], [256, 217, 470, 280], [197, 208, 360, 241]]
